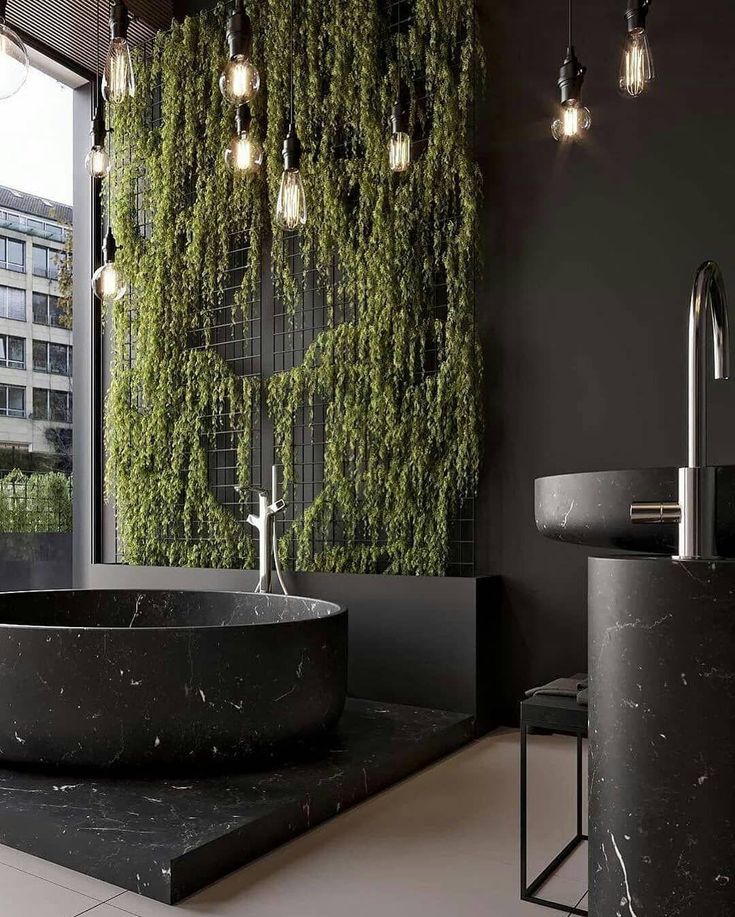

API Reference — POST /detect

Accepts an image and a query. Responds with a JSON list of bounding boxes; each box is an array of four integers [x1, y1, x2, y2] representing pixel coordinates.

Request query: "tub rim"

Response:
[[0, 588, 346, 632]]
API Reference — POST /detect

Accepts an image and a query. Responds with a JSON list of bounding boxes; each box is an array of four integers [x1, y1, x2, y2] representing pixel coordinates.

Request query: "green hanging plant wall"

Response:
[[105, 0, 483, 576]]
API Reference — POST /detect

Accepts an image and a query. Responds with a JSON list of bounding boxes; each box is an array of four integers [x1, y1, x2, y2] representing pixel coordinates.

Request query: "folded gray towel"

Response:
[[525, 673, 588, 700]]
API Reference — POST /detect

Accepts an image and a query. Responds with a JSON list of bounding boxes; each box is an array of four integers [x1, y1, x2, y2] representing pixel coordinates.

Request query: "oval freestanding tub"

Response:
[[0, 589, 347, 770]]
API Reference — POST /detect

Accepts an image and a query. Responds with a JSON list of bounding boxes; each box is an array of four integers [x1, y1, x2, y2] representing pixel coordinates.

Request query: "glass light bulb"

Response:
[[0, 20, 28, 100], [92, 261, 126, 302], [619, 27, 654, 97], [102, 37, 135, 103], [85, 144, 111, 178], [219, 55, 260, 104], [389, 132, 411, 172], [224, 130, 263, 174], [551, 101, 591, 142], [275, 169, 307, 231]]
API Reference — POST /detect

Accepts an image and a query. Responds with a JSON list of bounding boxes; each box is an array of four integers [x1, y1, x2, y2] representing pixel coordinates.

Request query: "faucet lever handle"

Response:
[[268, 498, 286, 515], [630, 502, 681, 524]]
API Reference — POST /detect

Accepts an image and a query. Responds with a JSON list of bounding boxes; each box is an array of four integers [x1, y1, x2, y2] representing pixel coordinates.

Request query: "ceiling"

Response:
[[7, 0, 174, 78]]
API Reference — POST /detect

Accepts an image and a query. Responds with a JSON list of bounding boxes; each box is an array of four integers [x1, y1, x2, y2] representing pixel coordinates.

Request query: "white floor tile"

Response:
[[0, 844, 124, 902], [0, 860, 99, 917]]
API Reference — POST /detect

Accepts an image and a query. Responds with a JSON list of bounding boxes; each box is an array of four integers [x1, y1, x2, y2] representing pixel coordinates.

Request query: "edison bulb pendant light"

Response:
[[551, 99, 591, 141], [225, 103, 263, 174], [551, 44, 591, 142], [102, 0, 135, 103], [92, 227, 126, 302], [619, 0, 654, 97], [388, 96, 411, 173], [0, 5, 28, 101], [85, 103, 111, 178], [275, 122, 307, 231], [220, 0, 260, 104]]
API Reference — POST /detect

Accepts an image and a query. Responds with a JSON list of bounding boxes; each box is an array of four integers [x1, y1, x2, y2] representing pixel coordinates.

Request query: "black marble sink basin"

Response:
[[0, 590, 347, 771], [535, 466, 735, 553]]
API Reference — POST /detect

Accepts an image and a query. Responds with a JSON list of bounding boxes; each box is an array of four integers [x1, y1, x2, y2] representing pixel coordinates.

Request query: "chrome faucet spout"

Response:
[[631, 261, 731, 561], [688, 261, 730, 468]]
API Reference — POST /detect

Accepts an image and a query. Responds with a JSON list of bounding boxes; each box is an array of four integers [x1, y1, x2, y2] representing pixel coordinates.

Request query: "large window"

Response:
[[0, 236, 25, 273], [33, 340, 72, 376], [33, 388, 72, 423], [0, 384, 25, 418], [32, 245, 61, 280], [0, 335, 25, 369], [32, 292, 63, 327], [0, 285, 25, 321]]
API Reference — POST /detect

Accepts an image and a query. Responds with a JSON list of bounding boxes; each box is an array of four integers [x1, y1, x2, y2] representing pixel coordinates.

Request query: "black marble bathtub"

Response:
[[0, 589, 347, 770]]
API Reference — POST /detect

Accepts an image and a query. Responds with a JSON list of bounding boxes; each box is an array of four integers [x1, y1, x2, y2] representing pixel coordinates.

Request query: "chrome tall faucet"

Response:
[[244, 466, 287, 593], [631, 261, 730, 560]]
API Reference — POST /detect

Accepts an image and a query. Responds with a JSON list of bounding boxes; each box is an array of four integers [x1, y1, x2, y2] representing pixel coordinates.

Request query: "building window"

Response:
[[33, 388, 72, 423], [33, 245, 62, 281], [0, 285, 25, 321], [33, 340, 72, 376], [0, 335, 25, 369], [0, 236, 25, 273], [32, 292, 63, 327], [0, 384, 25, 418], [0, 211, 66, 242]]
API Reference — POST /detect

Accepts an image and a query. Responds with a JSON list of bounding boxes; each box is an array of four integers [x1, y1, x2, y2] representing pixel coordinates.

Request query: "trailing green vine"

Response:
[[106, 13, 262, 567], [266, 0, 483, 574], [106, 0, 482, 576]]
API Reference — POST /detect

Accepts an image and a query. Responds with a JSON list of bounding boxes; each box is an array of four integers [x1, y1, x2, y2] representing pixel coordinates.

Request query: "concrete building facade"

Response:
[[0, 185, 72, 466]]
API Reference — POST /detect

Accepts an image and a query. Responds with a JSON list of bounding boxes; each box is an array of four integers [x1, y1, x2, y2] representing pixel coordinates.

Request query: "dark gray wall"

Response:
[[475, 0, 735, 717]]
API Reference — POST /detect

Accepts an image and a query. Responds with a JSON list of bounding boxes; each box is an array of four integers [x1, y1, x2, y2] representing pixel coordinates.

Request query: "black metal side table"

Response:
[[520, 694, 588, 916]]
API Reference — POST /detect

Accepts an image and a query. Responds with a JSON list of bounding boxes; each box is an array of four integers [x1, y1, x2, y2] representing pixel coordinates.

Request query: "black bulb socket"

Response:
[[390, 100, 408, 135], [282, 121, 301, 172], [227, 0, 253, 60], [91, 102, 107, 146], [110, 0, 130, 40], [235, 103, 252, 135], [557, 46, 586, 106], [102, 227, 118, 264], [625, 0, 651, 32]]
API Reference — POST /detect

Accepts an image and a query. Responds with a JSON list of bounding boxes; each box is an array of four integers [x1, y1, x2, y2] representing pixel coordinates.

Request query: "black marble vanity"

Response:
[[536, 468, 735, 916], [589, 557, 735, 917], [536, 465, 735, 554]]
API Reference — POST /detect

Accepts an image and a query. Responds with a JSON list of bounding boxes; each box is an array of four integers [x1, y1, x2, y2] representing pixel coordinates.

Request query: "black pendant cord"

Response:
[[568, 0, 573, 48], [96, 0, 100, 109], [395, 0, 400, 98], [289, 0, 294, 123]]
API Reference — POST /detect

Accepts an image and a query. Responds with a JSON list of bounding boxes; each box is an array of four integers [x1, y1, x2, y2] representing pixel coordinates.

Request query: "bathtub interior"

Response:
[[0, 590, 343, 629]]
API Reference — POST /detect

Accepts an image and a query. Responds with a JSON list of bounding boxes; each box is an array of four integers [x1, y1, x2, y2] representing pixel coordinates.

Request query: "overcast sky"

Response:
[[0, 65, 73, 206]]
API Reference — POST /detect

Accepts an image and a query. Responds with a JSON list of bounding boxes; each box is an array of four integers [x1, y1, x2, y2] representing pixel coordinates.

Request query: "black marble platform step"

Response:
[[0, 698, 473, 904]]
